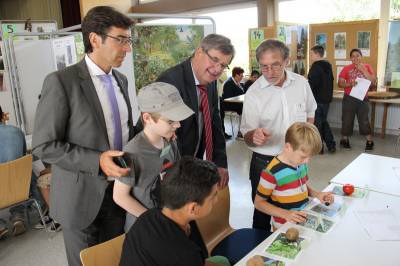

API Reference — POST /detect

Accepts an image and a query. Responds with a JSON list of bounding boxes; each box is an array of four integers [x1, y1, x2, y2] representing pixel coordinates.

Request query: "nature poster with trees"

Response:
[[385, 21, 400, 89], [132, 25, 204, 90]]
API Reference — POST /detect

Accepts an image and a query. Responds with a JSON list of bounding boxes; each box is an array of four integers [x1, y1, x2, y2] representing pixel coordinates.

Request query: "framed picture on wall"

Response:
[[357, 31, 371, 57]]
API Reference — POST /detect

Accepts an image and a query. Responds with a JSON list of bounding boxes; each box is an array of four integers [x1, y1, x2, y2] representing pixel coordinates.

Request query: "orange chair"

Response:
[[197, 186, 271, 264], [80, 234, 125, 266], [0, 154, 48, 231]]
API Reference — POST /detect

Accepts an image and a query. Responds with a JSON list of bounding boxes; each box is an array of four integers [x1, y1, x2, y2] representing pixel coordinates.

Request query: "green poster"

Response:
[[250, 29, 264, 51], [132, 25, 204, 90], [1, 24, 17, 40]]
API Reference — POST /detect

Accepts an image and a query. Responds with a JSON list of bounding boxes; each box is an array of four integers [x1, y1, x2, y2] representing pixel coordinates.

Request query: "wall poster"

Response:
[[385, 21, 400, 88], [132, 25, 204, 90], [357, 31, 371, 57], [315, 33, 327, 57], [334, 32, 346, 59]]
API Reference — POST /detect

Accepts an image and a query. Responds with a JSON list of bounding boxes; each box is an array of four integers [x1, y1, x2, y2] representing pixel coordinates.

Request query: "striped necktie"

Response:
[[198, 85, 213, 161]]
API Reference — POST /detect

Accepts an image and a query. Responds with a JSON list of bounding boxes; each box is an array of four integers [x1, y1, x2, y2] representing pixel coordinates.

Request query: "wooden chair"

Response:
[[80, 234, 125, 266], [197, 186, 235, 252], [197, 186, 271, 265], [0, 154, 47, 229]]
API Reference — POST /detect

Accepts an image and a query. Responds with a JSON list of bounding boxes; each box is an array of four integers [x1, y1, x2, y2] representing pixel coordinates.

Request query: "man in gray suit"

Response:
[[32, 6, 137, 266]]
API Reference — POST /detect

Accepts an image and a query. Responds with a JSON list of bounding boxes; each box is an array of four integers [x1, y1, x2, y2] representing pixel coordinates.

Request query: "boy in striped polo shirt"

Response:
[[254, 122, 334, 230]]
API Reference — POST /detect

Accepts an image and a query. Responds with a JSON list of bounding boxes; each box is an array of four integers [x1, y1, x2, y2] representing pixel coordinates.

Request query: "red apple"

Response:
[[343, 184, 355, 195]]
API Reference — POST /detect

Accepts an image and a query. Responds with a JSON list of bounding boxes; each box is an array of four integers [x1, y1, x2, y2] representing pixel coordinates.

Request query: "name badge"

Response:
[[294, 102, 307, 122]]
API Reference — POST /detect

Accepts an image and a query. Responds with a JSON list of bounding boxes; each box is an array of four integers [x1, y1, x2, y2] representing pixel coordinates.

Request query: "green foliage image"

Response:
[[266, 233, 305, 260], [132, 25, 204, 90]]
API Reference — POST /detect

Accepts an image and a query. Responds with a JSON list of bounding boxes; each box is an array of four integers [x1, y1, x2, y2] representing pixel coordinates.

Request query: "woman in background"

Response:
[[338, 48, 376, 151]]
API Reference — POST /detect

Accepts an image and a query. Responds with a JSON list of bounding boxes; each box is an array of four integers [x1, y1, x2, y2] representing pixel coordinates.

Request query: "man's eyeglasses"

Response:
[[204, 49, 230, 70], [103, 34, 134, 46], [259, 63, 282, 72]]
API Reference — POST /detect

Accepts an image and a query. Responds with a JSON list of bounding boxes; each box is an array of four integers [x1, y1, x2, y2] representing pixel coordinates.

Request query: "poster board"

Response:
[[0, 20, 57, 41], [248, 26, 274, 72], [309, 19, 378, 90], [384, 20, 400, 90], [276, 22, 308, 76], [248, 23, 308, 76], [0, 20, 58, 126], [8, 33, 138, 134], [132, 24, 211, 90]]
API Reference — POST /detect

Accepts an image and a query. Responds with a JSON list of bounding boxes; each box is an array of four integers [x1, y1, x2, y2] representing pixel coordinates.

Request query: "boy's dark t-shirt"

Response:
[[119, 208, 205, 266]]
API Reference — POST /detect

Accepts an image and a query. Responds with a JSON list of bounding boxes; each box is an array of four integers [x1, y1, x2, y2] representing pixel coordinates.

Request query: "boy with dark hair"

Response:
[[254, 122, 334, 230], [120, 157, 226, 266], [308, 45, 336, 153], [113, 82, 194, 231]]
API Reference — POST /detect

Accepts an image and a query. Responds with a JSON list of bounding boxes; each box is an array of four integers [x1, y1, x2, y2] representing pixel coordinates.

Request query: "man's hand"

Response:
[[99, 150, 130, 177], [217, 167, 229, 188], [252, 128, 271, 146]]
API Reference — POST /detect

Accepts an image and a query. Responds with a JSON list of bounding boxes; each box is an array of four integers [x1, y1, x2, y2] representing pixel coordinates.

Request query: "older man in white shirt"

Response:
[[240, 39, 317, 232]]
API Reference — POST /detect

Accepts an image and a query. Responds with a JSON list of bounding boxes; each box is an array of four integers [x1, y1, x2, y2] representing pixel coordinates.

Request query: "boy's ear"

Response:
[[284, 142, 292, 151], [142, 112, 152, 124], [185, 202, 199, 218]]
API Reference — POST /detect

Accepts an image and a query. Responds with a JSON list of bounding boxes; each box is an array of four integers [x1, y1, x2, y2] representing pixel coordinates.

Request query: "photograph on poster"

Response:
[[334, 32, 346, 59], [133, 25, 204, 89], [315, 33, 327, 57], [52, 35, 77, 71], [357, 31, 371, 57], [384, 21, 400, 88]]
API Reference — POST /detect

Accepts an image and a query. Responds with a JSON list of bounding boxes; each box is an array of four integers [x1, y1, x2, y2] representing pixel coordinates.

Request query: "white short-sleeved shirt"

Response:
[[240, 70, 317, 156]]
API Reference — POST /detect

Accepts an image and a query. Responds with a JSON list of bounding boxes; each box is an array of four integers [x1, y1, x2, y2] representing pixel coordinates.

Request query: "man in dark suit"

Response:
[[221, 67, 245, 138], [32, 7, 137, 266], [157, 34, 234, 188], [157, 35, 234, 257]]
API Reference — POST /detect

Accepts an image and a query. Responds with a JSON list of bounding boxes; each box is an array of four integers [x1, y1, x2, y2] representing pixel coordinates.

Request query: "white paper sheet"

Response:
[[350, 77, 371, 100], [355, 209, 400, 241]]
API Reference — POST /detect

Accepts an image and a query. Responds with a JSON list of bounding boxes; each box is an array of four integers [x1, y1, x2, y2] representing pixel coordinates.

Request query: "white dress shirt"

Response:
[[240, 70, 317, 156], [85, 55, 129, 150]]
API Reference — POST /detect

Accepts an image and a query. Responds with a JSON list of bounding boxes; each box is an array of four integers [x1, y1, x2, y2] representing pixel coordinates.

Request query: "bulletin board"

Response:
[[248, 22, 308, 76], [248, 26, 274, 72], [309, 19, 379, 90]]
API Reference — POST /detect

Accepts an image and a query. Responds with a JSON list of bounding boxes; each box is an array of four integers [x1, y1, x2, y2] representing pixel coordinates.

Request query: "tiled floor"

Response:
[[0, 124, 399, 266]]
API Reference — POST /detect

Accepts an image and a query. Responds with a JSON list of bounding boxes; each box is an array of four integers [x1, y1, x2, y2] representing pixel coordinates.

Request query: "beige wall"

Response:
[[0, 0, 63, 28], [79, 0, 132, 17]]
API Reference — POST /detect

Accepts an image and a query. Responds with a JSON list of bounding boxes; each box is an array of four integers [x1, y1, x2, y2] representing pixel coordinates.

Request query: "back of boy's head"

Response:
[[285, 122, 322, 156], [311, 45, 324, 58], [161, 156, 220, 210]]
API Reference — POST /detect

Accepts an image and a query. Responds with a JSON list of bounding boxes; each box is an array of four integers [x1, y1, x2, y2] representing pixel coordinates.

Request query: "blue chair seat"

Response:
[[211, 228, 271, 265]]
